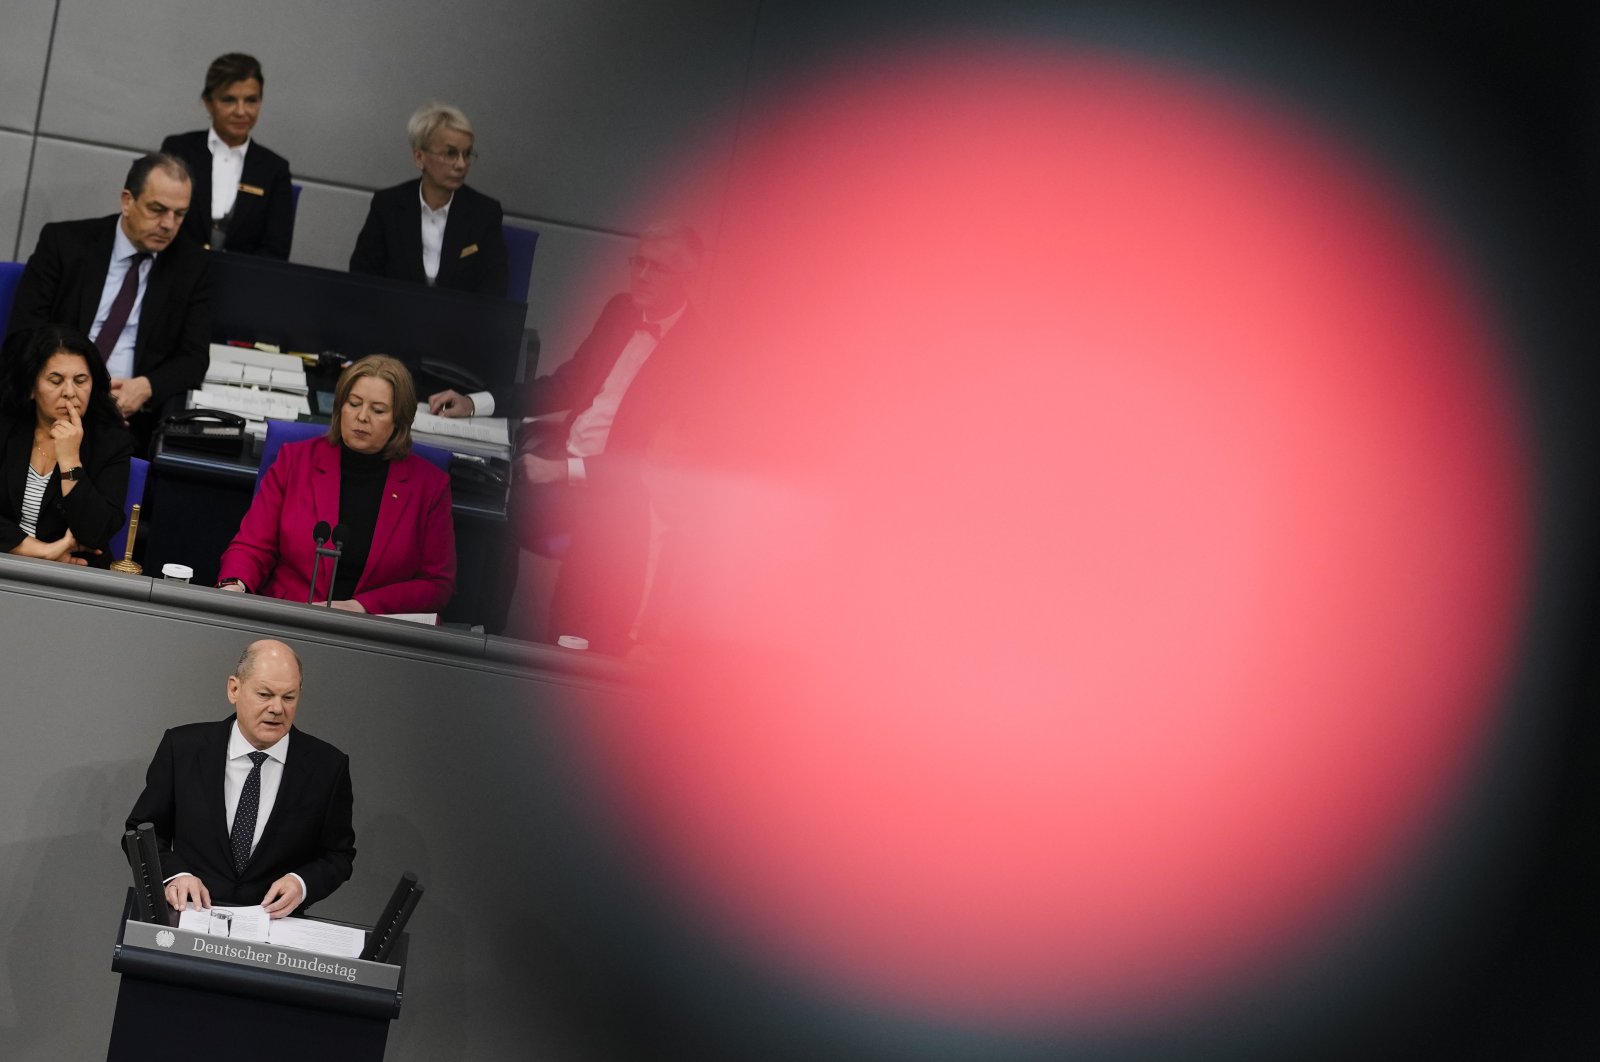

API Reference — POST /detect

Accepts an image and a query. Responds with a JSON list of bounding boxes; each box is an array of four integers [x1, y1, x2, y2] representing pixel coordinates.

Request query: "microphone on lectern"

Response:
[[313, 520, 332, 546], [331, 523, 349, 549]]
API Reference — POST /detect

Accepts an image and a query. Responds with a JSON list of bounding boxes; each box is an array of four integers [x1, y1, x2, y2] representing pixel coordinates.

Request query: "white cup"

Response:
[[556, 635, 589, 651], [161, 563, 194, 583]]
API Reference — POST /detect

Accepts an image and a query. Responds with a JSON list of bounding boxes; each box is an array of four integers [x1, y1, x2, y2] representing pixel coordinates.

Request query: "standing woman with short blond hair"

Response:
[[348, 102, 508, 295]]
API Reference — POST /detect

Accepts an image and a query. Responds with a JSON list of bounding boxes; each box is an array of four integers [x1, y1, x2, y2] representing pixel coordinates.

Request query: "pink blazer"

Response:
[[219, 436, 456, 614]]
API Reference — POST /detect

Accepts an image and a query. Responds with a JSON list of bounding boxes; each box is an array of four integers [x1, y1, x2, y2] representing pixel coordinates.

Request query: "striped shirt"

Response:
[[19, 465, 49, 538]]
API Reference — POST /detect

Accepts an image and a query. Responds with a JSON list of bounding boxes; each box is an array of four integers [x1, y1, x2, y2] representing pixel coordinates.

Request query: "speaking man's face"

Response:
[[228, 650, 301, 750]]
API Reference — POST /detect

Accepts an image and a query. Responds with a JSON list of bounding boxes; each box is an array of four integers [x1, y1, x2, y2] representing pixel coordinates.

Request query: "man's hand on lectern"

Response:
[[261, 873, 305, 918], [165, 873, 211, 911]]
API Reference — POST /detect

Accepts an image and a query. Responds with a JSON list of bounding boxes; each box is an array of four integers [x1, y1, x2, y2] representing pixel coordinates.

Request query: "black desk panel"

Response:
[[207, 252, 530, 397]]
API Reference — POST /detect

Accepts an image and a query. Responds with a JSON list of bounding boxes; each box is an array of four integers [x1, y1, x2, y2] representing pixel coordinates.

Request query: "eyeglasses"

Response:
[[424, 148, 479, 164], [628, 255, 690, 276]]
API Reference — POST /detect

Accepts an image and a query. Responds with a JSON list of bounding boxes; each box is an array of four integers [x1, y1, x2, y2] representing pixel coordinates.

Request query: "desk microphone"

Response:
[[309, 521, 334, 605], [322, 523, 350, 608]]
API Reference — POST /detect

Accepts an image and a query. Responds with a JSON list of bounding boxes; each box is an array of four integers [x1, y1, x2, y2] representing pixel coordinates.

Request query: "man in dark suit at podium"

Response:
[[126, 639, 355, 918]]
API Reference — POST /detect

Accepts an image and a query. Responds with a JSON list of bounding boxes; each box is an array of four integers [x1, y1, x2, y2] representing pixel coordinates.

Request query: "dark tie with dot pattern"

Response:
[[230, 751, 269, 874]]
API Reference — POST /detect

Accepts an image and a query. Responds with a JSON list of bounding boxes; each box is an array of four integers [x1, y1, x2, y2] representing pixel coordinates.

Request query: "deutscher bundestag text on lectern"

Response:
[[107, 890, 408, 1062]]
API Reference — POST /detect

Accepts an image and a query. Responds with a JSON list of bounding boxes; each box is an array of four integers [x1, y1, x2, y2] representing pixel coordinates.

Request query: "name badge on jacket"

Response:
[[459, 244, 479, 259], [238, 183, 266, 196]]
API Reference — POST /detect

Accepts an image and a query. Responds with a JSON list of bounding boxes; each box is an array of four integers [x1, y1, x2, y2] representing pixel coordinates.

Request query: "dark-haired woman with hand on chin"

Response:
[[0, 325, 133, 566]]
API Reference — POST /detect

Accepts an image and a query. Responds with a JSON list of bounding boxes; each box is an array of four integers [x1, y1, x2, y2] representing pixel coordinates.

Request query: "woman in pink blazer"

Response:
[[217, 355, 455, 614]]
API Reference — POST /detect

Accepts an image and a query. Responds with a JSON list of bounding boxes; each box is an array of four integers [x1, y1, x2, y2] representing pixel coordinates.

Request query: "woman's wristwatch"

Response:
[[60, 466, 84, 482], [218, 579, 247, 591]]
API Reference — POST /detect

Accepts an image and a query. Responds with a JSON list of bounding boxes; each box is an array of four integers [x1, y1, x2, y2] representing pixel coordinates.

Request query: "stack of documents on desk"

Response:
[[412, 404, 512, 461], [205, 344, 309, 393], [177, 904, 366, 959], [193, 344, 313, 438]]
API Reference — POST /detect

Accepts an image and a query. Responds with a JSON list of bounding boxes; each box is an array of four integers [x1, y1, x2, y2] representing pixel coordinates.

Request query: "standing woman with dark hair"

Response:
[[0, 325, 133, 566], [161, 52, 295, 258]]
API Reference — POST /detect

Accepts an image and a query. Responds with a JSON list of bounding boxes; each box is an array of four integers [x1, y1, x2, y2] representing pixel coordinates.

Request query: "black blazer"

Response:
[[512, 295, 706, 651], [3, 215, 212, 409], [516, 294, 706, 491], [160, 130, 295, 259], [349, 179, 507, 296], [0, 413, 131, 559], [126, 718, 356, 910]]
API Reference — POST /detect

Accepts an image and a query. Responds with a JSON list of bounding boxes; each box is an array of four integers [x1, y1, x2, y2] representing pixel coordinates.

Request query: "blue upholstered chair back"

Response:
[[0, 262, 25, 330], [257, 420, 452, 495], [501, 224, 538, 303], [109, 457, 150, 563]]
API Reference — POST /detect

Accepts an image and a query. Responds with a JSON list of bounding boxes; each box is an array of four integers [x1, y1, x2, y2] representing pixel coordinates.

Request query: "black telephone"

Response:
[[160, 409, 248, 454]]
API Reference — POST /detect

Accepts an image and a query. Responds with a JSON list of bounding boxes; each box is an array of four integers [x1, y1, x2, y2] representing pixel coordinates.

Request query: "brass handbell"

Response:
[[110, 503, 143, 574]]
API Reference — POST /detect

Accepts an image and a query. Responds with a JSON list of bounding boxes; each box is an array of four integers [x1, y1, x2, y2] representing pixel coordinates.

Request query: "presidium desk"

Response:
[[142, 429, 514, 630]]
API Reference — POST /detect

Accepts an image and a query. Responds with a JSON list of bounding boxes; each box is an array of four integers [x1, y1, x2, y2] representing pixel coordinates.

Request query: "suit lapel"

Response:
[[437, 191, 468, 286], [1, 420, 30, 519], [252, 727, 306, 861], [190, 143, 214, 230], [398, 184, 426, 284], [202, 718, 232, 866], [78, 218, 118, 332], [361, 458, 411, 591], [134, 248, 175, 373], [614, 308, 699, 433], [233, 143, 265, 226]]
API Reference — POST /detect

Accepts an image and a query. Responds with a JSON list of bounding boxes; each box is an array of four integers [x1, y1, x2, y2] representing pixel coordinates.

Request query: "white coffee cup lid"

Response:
[[161, 563, 194, 579], [556, 635, 590, 651]]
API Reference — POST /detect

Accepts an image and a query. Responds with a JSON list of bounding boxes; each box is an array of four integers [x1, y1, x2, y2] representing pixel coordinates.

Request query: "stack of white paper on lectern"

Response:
[[177, 904, 366, 959]]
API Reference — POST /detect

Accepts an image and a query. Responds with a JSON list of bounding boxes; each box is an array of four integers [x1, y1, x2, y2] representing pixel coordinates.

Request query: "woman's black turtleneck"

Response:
[[332, 443, 389, 601]]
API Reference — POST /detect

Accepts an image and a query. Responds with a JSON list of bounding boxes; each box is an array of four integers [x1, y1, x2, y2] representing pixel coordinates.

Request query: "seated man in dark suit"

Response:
[[3, 153, 212, 451], [428, 221, 707, 652], [348, 102, 507, 296], [126, 639, 355, 918]]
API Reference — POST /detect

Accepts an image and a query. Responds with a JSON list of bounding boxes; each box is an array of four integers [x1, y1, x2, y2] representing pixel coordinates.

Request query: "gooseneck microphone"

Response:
[[322, 523, 350, 608], [308, 521, 333, 605]]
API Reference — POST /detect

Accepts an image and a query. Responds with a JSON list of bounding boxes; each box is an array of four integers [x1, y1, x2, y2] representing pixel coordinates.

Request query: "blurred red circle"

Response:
[[577, 45, 1531, 1027]]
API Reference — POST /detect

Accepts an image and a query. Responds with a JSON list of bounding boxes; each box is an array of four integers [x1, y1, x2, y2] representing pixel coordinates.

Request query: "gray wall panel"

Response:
[[521, 219, 635, 373], [14, 136, 134, 254], [282, 177, 370, 272], [0, 0, 56, 131], [0, 568, 635, 1059], [0, 130, 34, 260], [40, 0, 756, 233], [13, 135, 134, 254]]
